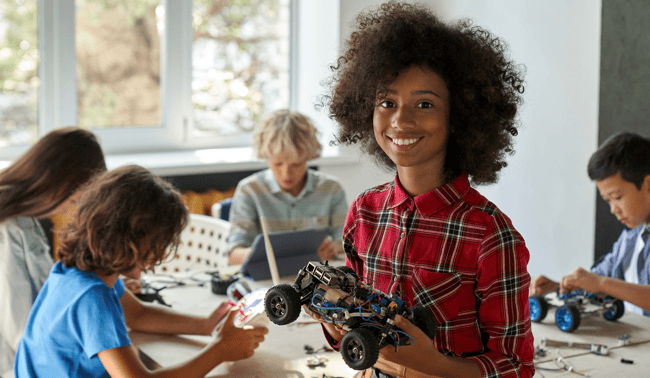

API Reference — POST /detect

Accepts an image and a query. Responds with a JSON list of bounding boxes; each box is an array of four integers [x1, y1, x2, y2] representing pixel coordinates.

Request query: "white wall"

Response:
[[318, 0, 602, 281], [294, 0, 340, 150]]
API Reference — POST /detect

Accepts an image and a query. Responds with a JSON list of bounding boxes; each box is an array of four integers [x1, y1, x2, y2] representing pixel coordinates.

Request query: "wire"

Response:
[[358, 275, 383, 293], [310, 294, 348, 323], [358, 306, 375, 321], [391, 330, 415, 345]]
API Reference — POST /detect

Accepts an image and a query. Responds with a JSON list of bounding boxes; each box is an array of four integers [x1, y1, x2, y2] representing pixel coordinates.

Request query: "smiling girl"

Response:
[[311, 2, 534, 378]]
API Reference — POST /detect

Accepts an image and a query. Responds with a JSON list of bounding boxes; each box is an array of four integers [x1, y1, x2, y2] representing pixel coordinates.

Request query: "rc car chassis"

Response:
[[264, 261, 437, 370], [529, 289, 624, 332]]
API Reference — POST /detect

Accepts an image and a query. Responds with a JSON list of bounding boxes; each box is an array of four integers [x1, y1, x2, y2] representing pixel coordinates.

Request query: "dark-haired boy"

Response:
[[531, 132, 650, 316]]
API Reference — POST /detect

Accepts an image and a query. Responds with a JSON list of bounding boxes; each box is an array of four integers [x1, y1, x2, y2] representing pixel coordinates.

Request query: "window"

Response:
[[0, 0, 38, 148], [76, 0, 163, 129], [191, 0, 290, 139], [0, 0, 339, 160]]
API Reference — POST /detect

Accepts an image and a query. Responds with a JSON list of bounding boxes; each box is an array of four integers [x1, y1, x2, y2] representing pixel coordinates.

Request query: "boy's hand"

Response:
[[214, 308, 268, 361], [560, 267, 603, 294], [204, 302, 234, 334], [530, 275, 559, 296], [229, 246, 252, 265], [317, 236, 339, 261]]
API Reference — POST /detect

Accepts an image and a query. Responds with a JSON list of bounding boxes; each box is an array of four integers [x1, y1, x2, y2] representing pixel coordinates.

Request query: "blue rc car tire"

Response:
[[265, 284, 301, 325], [556, 304, 581, 332], [603, 299, 625, 321], [341, 328, 380, 370], [529, 295, 548, 323]]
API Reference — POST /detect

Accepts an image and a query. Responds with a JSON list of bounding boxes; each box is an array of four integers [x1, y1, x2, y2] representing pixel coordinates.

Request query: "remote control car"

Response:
[[529, 289, 624, 332], [264, 261, 437, 370]]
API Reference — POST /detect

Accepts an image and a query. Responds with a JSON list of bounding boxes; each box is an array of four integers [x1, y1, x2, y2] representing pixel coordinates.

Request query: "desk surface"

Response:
[[132, 274, 650, 378], [531, 307, 650, 377], [132, 274, 357, 378]]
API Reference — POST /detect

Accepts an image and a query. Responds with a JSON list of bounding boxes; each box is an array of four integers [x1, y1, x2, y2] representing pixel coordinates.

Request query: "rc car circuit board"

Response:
[[264, 261, 437, 370]]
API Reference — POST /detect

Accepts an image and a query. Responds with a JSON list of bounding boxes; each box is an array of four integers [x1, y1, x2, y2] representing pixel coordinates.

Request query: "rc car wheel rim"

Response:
[[269, 296, 286, 317], [556, 308, 572, 330], [604, 303, 618, 319], [346, 340, 363, 361], [529, 298, 540, 320]]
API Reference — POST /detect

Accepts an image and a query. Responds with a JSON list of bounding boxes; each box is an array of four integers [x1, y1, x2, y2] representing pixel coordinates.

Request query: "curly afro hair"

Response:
[[323, 1, 525, 185]]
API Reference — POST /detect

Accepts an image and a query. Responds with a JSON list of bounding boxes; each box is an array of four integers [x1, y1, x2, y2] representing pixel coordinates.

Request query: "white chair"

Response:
[[157, 213, 231, 274]]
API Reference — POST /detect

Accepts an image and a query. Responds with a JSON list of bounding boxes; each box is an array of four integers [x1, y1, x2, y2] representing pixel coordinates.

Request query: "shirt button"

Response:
[[400, 232, 405, 238]]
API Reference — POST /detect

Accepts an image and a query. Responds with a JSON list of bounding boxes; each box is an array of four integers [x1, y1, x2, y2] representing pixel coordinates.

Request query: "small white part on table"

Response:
[[531, 307, 650, 377]]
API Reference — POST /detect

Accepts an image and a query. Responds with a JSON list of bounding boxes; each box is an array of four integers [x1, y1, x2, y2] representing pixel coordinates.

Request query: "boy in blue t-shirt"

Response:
[[531, 132, 650, 316], [15, 166, 268, 378]]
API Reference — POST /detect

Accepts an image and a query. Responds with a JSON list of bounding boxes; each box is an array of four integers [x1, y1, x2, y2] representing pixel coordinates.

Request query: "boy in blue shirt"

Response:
[[15, 166, 268, 378], [531, 132, 650, 316]]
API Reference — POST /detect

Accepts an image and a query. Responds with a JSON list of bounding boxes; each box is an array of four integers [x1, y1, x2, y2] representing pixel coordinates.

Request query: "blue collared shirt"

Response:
[[592, 224, 650, 317]]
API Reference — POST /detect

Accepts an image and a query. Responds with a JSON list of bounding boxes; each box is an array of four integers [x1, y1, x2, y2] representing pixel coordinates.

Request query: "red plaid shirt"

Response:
[[343, 173, 534, 378]]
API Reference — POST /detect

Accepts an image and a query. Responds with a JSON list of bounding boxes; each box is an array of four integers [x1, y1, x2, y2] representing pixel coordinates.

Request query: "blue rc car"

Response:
[[264, 261, 437, 370], [529, 289, 624, 332]]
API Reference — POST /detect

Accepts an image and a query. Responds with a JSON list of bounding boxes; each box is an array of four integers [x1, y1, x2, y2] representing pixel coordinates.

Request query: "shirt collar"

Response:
[[389, 173, 471, 217], [263, 168, 315, 197], [640, 223, 650, 238]]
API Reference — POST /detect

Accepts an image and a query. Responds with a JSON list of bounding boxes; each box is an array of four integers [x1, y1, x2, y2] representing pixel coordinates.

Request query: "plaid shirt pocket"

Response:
[[412, 268, 462, 325]]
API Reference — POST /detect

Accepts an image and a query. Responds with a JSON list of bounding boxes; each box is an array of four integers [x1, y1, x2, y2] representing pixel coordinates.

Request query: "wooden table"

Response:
[[531, 307, 650, 377], [132, 273, 650, 378], [130, 273, 357, 378]]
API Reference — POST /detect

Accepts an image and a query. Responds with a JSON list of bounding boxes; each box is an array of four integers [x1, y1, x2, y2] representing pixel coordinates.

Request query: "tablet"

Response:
[[241, 227, 329, 281]]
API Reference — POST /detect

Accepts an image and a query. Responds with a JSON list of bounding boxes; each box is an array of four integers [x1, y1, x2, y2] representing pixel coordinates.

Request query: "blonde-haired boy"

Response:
[[227, 109, 348, 265]]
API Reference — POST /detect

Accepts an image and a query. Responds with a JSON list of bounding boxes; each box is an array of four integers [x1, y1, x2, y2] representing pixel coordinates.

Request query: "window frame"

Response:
[[8, 0, 338, 161]]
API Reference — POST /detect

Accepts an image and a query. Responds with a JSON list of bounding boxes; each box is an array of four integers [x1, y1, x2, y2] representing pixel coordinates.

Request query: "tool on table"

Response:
[[540, 337, 609, 356], [134, 283, 171, 306], [555, 352, 591, 377], [306, 355, 328, 369]]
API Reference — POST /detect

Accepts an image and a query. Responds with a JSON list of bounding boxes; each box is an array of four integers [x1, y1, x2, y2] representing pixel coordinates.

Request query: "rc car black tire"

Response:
[[555, 304, 581, 333], [411, 305, 438, 339], [337, 265, 356, 276], [264, 284, 301, 325], [529, 295, 549, 322], [341, 328, 380, 371], [603, 299, 625, 321]]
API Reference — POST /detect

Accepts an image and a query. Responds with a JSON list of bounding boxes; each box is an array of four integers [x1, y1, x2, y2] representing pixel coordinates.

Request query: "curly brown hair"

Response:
[[58, 165, 188, 276], [324, 1, 525, 185]]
